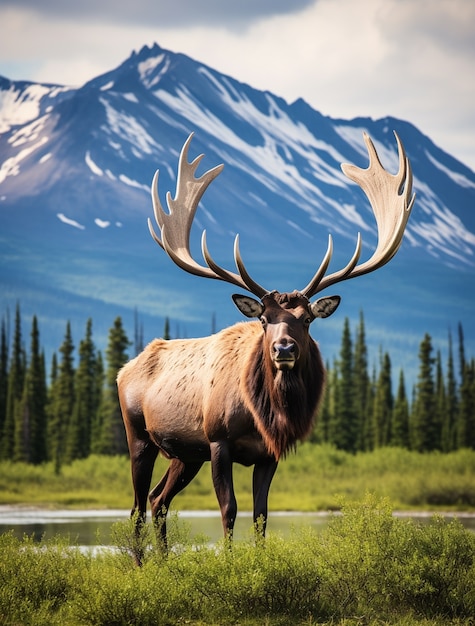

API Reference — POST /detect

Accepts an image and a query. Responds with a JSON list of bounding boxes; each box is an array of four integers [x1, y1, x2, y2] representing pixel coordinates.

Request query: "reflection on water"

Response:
[[1, 507, 474, 546]]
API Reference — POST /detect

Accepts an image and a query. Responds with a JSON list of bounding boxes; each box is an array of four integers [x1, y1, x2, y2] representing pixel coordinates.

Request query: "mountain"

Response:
[[1, 43, 474, 385]]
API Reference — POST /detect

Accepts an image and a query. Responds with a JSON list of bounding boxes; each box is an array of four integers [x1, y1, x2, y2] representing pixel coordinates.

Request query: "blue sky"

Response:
[[0, 0, 474, 170]]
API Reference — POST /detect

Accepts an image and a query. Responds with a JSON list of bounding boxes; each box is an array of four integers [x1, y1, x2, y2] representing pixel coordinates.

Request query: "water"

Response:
[[1, 506, 474, 547]]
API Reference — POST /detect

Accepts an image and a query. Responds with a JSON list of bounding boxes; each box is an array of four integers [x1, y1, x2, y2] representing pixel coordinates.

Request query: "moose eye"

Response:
[[304, 317, 312, 326]]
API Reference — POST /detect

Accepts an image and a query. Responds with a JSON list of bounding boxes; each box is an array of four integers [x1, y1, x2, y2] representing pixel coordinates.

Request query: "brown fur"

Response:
[[117, 291, 329, 550]]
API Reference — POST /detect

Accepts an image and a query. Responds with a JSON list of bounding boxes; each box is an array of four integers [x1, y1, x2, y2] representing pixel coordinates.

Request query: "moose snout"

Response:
[[272, 339, 298, 370]]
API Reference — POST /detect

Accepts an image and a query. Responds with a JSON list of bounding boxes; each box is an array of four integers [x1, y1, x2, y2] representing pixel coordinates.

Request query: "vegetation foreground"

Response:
[[1, 495, 474, 626]]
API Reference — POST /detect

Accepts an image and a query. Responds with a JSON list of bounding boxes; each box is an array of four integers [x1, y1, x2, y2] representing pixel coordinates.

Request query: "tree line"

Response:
[[314, 313, 475, 453], [0, 305, 474, 471]]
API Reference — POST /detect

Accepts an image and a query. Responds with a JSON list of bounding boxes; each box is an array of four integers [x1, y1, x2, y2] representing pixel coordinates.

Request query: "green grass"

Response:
[[1, 495, 474, 625], [1, 445, 474, 512]]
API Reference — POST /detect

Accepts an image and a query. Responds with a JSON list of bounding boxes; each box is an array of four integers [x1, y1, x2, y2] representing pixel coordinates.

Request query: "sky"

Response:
[[0, 0, 474, 171]]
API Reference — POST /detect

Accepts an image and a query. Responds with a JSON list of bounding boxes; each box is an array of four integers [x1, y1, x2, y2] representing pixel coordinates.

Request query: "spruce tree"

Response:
[[391, 369, 410, 448], [0, 317, 8, 441], [312, 359, 332, 443], [96, 317, 130, 455], [353, 312, 370, 451], [457, 359, 475, 449], [163, 317, 171, 340], [134, 308, 144, 355], [333, 317, 358, 452], [434, 350, 446, 451], [1, 304, 25, 460], [66, 319, 98, 461], [442, 331, 458, 452], [14, 316, 48, 463], [49, 322, 75, 473], [411, 333, 436, 452], [458, 323, 466, 381], [372, 352, 393, 447]]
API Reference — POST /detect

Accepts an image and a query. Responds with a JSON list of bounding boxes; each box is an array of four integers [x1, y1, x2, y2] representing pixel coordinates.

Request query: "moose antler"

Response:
[[148, 133, 268, 298], [301, 131, 415, 297], [149, 131, 415, 300]]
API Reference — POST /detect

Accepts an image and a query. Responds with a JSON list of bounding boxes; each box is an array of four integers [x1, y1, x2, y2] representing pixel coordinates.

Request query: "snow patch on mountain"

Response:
[[0, 136, 48, 184], [57, 213, 85, 229], [425, 150, 475, 189], [100, 97, 156, 155], [0, 84, 50, 132], [85, 151, 103, 176], [118, 173, 149, 192], [139, 53, 169, 89], [95, 218, 110, 228]]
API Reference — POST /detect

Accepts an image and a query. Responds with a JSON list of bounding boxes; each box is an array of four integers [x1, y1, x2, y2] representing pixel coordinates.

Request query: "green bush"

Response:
[[2, 496, 473, 625]]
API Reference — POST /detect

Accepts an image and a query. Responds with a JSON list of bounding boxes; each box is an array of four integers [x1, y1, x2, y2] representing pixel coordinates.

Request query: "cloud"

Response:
[[0, 0, 474, 169], [0, 0, 315, 29]]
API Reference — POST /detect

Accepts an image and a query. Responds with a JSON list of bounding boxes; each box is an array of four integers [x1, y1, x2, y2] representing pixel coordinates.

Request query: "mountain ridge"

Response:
[[1, 43, 474, 385]]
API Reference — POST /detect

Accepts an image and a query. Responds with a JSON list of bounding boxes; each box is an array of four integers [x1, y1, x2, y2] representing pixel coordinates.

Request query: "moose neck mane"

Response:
[[243, 332, 325, 460]]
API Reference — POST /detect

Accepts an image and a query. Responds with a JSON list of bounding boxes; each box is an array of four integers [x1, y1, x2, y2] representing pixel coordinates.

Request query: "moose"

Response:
[[118, 132, 414, 554]]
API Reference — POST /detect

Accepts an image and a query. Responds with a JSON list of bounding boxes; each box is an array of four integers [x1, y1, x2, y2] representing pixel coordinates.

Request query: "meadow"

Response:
[[2, 446, 475, 625], [0, 444, 474, 512]]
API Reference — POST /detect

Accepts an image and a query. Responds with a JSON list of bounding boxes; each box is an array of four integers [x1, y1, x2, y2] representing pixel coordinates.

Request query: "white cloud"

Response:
[[0, 0, 474, 169]]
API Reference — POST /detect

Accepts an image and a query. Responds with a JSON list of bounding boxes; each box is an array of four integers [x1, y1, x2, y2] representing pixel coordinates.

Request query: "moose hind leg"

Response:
[[130, 439, 159, 523], [149, 458, 203, 549], [127, 439, 159, 565]]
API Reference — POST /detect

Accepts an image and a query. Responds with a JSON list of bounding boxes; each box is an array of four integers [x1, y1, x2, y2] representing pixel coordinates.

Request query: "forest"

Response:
[[0, 303, 474, 472]]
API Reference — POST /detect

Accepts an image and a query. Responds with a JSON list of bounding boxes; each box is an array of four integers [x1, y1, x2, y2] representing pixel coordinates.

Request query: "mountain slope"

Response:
[[1, 43, 474, 384]]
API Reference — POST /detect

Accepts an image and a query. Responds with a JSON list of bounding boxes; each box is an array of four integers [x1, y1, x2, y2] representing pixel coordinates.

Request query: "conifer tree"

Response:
[[411, 333, 436, 452], [163, 317, 171, 340], [1, 304, 25, 460], [442, 331, 458, 452], [353, 312, 370, 451], [312, 359, 332, 443], [372, 352, 393, 447], [458, 323, 466, 380], [0, 317, 8, 441], [96, 317, 130, 455], [49, 322, 75, 473], [391, 369, 410, 448], [457, 359, 475, 449], [133, 308, 144, 355], [332, 317, 358, 452], [66, 319, 98, 461], [434, 350, 446, 451], [14, 316, 48, 463], [362, 365, 377, 451]]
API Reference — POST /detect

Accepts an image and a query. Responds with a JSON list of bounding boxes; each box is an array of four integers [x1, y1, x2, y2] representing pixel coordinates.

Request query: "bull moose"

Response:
[[118, 132, 414, 554]]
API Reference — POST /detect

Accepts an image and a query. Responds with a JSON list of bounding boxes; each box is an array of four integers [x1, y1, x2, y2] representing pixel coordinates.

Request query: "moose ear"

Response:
[[232, 294, 264, 318], [310, 295, 341, 319]]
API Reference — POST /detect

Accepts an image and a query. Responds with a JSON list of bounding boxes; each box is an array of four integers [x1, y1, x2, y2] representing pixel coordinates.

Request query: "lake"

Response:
[[1, 506, 475, 546]]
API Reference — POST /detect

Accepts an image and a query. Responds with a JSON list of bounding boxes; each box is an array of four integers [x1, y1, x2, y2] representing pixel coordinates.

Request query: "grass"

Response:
[[0, 444, 474, 512], [0, 495, 474, 625]]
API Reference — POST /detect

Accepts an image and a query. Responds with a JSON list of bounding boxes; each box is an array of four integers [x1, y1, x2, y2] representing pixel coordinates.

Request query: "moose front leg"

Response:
[[210, 440, 237, 539], [252, 458, 278, 536]]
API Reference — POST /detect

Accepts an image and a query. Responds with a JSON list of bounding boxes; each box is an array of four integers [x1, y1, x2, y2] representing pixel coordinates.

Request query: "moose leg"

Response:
[[210, 440, 237, 539], [149, 458, 203, 549], [252, 458, 278, 536], [127, 438, 159, 565], [130, 438, 159, 523]]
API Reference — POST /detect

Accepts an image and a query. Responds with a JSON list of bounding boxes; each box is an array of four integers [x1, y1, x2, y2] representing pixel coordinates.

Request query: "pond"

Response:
[[1, 507, 475, 547]]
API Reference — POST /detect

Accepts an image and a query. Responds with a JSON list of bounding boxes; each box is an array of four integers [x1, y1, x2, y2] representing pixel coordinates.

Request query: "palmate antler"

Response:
[[149, 133, 268, 298], [148, 132, 415, 299]]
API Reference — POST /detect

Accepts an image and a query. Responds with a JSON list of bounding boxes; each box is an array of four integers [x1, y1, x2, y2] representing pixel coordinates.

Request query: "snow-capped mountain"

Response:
[[1, 43, 474, 382]]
